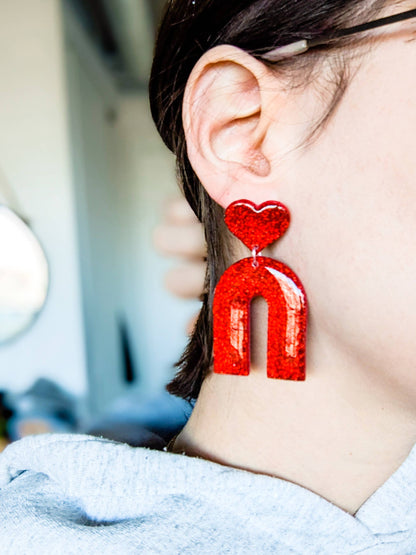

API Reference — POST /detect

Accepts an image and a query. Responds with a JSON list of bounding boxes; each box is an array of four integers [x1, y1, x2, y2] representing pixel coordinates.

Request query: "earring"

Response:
[[213, 200, 307, 380]]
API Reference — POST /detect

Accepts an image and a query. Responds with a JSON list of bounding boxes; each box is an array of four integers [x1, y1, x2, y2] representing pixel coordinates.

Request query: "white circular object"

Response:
[[0, 205, 49, 343]]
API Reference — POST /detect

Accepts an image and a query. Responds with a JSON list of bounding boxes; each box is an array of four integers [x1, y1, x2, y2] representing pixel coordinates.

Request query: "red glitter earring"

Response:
[[213, 200, 307, 380]]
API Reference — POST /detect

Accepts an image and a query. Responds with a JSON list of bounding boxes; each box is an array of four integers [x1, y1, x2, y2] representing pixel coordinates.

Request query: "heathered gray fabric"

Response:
[[0, 433, 415, 554]]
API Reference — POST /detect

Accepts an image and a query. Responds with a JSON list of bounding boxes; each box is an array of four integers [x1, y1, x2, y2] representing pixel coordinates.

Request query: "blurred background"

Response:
[[0, 0, 198, 451]]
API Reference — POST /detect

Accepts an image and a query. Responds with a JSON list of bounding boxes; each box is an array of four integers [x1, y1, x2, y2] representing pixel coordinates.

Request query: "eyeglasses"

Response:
[[263, 7, 416, 62]]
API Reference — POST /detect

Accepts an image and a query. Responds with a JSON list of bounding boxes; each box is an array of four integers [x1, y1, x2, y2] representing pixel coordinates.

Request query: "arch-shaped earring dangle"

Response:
[[213, 200, 307, 380]]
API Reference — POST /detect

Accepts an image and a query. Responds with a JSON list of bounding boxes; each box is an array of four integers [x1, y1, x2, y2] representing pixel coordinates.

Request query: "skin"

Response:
[[167, 2, 416, 515], [153, 197, 206, 334], [153, 197, 206, 301]]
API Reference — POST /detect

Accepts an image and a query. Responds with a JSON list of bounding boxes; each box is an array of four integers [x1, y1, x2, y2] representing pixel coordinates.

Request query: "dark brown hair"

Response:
[[149, 0, 386, 401]]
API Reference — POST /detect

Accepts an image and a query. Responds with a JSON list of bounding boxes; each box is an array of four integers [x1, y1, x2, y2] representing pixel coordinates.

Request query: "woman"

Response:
[[1, 0, 416, 552]]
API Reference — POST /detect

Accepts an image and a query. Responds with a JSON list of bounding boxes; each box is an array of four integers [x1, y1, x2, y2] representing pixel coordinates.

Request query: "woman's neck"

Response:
[[172, 301, 416, 515]]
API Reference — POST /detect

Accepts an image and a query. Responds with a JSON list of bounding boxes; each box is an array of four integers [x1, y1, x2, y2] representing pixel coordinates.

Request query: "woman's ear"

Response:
[[182, 45, 289, 208]]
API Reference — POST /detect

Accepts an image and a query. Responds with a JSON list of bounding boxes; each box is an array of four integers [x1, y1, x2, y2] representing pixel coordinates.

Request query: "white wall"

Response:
[[111, 95, 200, 393], [65, 9, 128, 414], [0, 0, 87, 395], [0, 0, 196, 411], [64, 8, 196, 413]]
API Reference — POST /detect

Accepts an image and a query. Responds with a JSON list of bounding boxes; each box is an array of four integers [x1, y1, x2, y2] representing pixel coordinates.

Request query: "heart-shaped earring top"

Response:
[[225, 200, 290, 253]]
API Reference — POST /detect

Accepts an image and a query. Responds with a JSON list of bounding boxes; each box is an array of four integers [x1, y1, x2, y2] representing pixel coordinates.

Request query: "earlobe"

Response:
[[182, 45, 276, 208]]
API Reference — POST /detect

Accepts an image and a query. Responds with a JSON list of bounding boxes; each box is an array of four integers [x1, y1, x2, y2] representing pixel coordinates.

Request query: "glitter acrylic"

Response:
[[213, 200, 307, 380]]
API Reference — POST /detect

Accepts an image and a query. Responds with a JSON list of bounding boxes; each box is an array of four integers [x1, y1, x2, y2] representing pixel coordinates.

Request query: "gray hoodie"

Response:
[[0, 433, 415, 554]]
